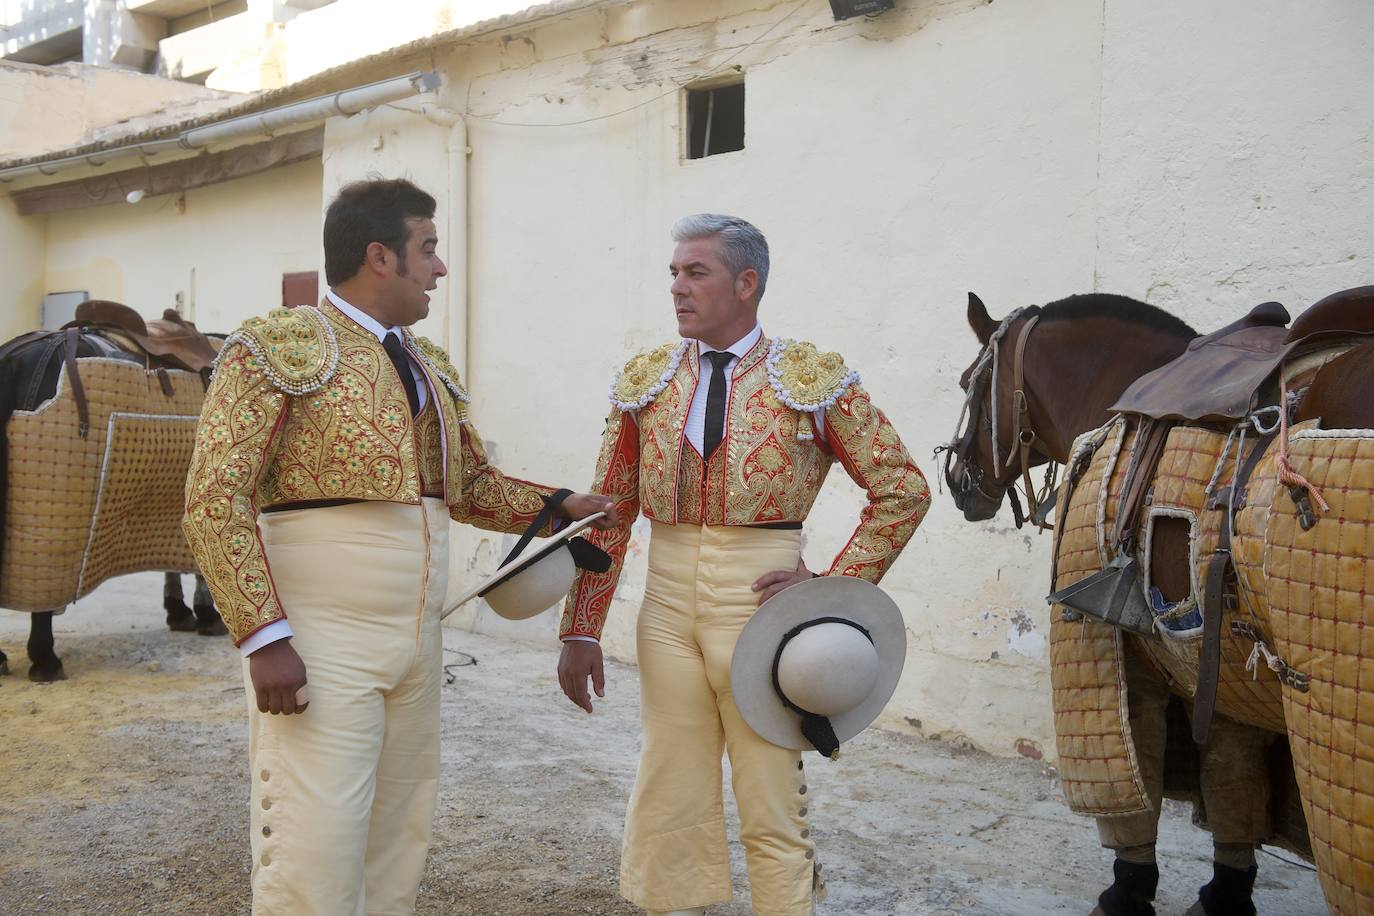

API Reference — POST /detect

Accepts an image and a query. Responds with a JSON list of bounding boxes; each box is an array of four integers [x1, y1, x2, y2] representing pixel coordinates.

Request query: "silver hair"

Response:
[[671, 213, 770, 302]]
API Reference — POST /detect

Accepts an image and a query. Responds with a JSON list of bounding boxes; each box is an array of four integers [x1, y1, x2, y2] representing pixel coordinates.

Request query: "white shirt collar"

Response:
[[697, 323, 761, 361], [326, 289, 396, 343]]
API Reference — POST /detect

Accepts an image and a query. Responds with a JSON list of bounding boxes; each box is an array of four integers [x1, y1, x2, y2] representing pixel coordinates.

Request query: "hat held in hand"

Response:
[[444, 489, 612, 621], [731, 575, 906, 759]]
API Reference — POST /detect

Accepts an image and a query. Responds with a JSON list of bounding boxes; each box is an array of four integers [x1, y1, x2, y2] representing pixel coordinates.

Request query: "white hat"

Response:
[[444, 510, 610, 621], [730, 576, 906, 758]]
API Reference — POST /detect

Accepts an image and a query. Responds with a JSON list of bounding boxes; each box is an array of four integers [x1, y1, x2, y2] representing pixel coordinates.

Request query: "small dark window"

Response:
[[686, 82, 745, 159]]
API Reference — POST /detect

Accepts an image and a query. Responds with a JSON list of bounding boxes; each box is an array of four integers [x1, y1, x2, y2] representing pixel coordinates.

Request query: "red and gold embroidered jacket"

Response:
[[183, 302, 555, 645], [559, 334, 930, 640]]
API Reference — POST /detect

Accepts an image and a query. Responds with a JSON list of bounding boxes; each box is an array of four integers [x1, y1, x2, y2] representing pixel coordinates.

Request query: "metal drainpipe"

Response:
[[415, 104, 470, 385]]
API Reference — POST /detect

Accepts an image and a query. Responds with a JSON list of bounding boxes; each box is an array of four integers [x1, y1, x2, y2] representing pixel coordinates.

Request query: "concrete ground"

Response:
[[0, 573, 1326, 915]]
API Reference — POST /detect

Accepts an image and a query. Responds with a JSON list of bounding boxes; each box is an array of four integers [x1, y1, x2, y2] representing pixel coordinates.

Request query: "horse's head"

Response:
[[940, 292, 1050, 525]]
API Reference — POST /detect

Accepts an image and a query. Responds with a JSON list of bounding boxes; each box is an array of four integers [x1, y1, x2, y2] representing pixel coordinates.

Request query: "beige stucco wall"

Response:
[[0, 61, 234, 161], [0, 192, 45, 340], [42, 158, 323, 333]]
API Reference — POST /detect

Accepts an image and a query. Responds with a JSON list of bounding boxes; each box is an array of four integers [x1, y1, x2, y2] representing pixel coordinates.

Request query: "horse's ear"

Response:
[[967, 292, 996, 345]]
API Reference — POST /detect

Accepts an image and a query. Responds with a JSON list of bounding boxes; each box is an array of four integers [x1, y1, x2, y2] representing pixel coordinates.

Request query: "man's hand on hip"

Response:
[[248, 638, 310, 715], [558, 639, 605, 714], [751, 558, 815, 605], [559, 492, 621, 530]]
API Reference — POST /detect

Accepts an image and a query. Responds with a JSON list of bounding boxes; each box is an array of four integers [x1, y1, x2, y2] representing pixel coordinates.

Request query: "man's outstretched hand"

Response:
[[558, 639, 605, 713], [559, 492, 620, 530], [248, 638, 309, 715]]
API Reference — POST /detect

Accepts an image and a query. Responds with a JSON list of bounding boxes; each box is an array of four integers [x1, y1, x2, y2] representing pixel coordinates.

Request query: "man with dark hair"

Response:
[[185, 177, 616, 914], [557, 214, 930, 914]]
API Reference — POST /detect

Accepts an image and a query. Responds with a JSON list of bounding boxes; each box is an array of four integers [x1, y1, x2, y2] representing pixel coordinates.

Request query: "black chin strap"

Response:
[[500, 488, 572, 566], [769, 616, 873, 760]]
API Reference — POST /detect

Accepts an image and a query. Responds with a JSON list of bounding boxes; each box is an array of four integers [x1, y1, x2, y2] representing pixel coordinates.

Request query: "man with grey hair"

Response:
[[557, 214, 931, 914]]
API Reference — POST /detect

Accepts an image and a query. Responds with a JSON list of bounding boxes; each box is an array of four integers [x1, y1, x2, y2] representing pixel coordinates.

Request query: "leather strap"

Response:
[[499, 488, 573, 567], [1111, 418, 1172, 550], [22, 333, 65, 410], [1193, 433, 1275, 743], [1009, 316, 1045, 525], [63, 328, 90, 438]]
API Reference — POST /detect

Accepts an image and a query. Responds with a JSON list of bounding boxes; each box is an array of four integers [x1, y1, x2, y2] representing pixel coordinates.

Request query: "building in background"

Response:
[[2, 0, 1372, 760]]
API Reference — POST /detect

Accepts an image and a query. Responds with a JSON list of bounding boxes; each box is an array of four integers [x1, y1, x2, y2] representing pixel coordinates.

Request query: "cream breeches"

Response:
[[621, 522, 816, 916], [246, 498, 449, 916]]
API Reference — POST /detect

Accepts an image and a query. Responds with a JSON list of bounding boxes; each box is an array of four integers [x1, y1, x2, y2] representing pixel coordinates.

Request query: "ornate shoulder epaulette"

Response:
[[766, 338, 861, 439], [217, 306, 339, 395], [609, 340, 689, 411], [408, 333, 471, 414]]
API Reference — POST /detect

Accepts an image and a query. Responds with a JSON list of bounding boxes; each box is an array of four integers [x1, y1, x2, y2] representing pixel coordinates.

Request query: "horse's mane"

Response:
[[1038, 293, 1197, 340]]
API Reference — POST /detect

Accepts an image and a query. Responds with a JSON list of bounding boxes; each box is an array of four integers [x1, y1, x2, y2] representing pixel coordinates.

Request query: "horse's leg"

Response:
[[165, 572, 196, 631], [27, 610, 66, 682], [1186, 714, 1270, 915], [1093, 641, 1168, 913], [191, 574, 226, 636], [0, 647, 8, 677]]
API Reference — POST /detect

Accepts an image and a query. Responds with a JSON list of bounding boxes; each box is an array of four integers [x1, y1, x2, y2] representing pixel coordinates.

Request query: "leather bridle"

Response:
[[939, 307, 1058, 530]]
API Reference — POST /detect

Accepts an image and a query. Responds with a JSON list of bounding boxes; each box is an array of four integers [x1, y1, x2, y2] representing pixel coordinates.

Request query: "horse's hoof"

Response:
[[165, 598, 196, 631], [28, 658, 66, 682], [196, 619, 228, 637]]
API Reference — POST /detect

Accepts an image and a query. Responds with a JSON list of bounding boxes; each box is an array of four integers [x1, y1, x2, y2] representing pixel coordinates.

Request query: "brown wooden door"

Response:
[[282, 271, 319, 309]]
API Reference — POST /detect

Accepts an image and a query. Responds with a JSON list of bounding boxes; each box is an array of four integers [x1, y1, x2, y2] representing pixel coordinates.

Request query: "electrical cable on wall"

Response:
[[452, 0, 812, 129]]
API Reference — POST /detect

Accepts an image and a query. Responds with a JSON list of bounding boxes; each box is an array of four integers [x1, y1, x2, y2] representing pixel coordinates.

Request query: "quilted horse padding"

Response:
[[0, 321, 214, 612]]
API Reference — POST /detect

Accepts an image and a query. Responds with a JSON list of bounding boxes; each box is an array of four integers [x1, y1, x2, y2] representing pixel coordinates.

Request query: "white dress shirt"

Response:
[[683, 324, 761, 455], [240, 290, 430, 656], [326, 289, 428, 411]]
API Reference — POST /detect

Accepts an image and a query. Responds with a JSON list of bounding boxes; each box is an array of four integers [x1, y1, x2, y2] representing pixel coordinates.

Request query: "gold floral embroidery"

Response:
[[187, 304, 557, 645], [561, 335, 928, 640], [562, 409, 640, 639], [221, 306, 338, 394], [610, 341, 689, 410]]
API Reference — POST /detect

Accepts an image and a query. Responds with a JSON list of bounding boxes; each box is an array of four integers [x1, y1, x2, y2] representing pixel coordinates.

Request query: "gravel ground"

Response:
[[1, 573, 1326, 915]]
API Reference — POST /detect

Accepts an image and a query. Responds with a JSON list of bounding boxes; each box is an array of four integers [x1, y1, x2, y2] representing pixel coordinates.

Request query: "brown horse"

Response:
[[945, 290, 1374, 914], [1294, 337, 1374, 428], [943, 292, 1195, 524]]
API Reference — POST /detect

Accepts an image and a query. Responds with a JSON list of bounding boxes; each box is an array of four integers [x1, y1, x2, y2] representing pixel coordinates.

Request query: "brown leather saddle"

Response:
[[69, 300, 220, 374], [1112, 286, 1374, 422]]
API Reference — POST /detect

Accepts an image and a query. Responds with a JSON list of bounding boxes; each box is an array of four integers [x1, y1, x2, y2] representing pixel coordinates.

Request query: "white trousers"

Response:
[[621, 522, 816, 916], [246, 498, 449, 916]]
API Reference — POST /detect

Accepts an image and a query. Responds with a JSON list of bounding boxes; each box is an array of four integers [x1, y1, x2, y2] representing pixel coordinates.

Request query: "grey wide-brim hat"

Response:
[[443, 512, 608, 621], [731, 576, 906, 756]]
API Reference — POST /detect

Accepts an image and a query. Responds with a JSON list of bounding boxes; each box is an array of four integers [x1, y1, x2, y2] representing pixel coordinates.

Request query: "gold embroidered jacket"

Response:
[[560, 334, 930, 640], [183, 302, 555, 645]]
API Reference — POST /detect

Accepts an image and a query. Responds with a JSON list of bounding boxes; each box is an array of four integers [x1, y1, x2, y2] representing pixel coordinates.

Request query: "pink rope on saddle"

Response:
[[1276, 366, 1330, 514]]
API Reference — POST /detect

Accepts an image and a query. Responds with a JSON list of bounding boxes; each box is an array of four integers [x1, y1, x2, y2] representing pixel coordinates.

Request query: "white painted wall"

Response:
[[432, 0, 1104, 758], [1093, 0, 1374, 330], [41, 158, 323, 333]]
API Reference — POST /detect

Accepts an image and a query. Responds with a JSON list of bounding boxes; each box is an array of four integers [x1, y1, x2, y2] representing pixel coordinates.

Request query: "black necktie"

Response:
[[382, 333, 421, 417], [702, 350, 733, 460]]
